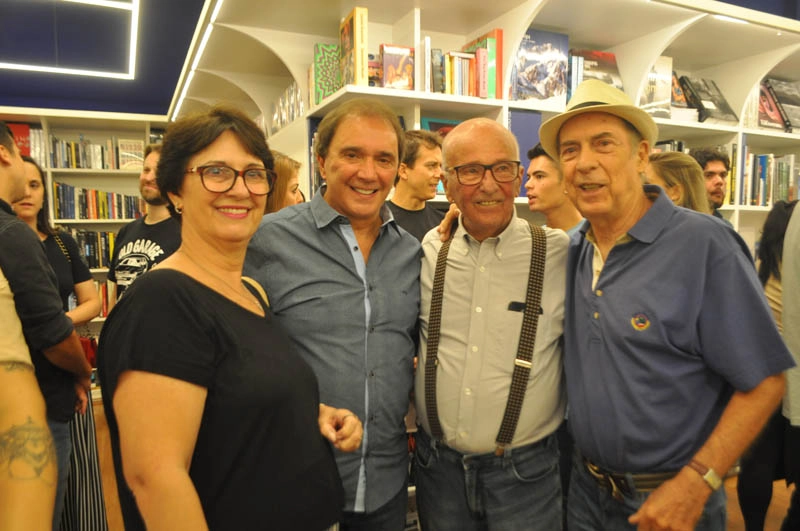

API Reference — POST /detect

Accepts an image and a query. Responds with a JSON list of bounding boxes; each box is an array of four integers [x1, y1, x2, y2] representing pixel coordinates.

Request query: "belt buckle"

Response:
[[585, 461, 625, 502]]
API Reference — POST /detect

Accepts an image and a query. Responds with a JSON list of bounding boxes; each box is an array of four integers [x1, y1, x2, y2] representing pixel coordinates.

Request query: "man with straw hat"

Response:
[[539, 79, 794, 530]]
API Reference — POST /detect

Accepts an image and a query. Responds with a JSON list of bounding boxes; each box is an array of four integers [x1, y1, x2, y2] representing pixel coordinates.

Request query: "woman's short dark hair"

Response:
[[757, 199, 798, 285], [21, 155, 57, 236], [157, 105, 274, 217]]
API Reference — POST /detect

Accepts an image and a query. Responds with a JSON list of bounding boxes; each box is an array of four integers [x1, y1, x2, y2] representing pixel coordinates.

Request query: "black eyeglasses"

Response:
[[449, 161, 521, 186], [186, 165, 275, 196]]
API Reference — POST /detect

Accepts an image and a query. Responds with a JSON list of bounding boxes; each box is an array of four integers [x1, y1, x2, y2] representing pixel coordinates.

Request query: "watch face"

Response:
[[704, 469, 723, 491]]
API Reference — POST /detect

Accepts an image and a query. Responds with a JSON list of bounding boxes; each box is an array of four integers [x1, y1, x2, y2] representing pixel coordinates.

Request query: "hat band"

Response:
[[569, 100, 608, 110]]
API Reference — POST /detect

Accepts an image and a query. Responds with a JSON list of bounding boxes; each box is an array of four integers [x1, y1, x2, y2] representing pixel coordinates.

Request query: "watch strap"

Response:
[[687, 459, 723, 491]]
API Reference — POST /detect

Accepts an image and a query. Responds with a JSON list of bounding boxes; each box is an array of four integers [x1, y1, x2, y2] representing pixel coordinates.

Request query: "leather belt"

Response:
[[583, 458, 677, 501]]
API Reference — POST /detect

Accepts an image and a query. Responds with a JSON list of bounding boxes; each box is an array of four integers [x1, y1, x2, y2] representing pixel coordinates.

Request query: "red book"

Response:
[[7, 123, 31, 156]]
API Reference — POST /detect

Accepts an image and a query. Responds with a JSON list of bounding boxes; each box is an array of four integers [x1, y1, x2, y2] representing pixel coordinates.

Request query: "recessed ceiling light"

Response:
[[0, 0, 140, 80]]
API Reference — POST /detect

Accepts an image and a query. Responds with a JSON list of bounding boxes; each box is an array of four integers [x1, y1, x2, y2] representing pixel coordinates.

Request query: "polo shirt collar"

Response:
[[580, 184, 673, 245], [309, 183, 400, 234], [0, 198, 13, 215]]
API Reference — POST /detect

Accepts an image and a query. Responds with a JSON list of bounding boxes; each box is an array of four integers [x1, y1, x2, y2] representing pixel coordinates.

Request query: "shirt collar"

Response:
[[581, 184, 672, 245], [310, 183, 400, 234], [455, 206, 519, 259], [0, 198, 13, 216]]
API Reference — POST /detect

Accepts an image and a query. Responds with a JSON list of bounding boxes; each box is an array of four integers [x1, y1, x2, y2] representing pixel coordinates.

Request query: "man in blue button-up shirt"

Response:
[[245, 98, 420, 530]]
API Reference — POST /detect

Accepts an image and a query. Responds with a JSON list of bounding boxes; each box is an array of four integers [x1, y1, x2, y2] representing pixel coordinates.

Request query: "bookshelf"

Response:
[[0, 107, 167, 328], [172, 0, 800, 253]]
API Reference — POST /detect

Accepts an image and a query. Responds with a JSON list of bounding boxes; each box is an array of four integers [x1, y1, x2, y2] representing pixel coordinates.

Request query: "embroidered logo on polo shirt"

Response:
[[630, 313, 650, 331]]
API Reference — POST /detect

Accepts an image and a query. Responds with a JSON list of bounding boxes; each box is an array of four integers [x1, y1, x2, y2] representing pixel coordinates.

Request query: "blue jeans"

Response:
[[341, 481, 408, 531], [415, 428, 562, 531], [567, 453, 726, 530], [48, 419, 72, 531]]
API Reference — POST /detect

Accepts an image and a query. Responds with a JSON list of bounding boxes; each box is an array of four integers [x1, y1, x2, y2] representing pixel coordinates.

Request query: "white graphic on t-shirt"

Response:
[[114, 239, 166, 289]]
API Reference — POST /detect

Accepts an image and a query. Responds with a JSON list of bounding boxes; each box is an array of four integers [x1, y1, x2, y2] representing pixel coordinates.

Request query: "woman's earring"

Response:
[[175, 204, 183, 214]]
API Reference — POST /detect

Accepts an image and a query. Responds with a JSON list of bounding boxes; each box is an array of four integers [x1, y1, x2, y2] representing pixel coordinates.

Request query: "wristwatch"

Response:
[[687, 459, 723, 491]]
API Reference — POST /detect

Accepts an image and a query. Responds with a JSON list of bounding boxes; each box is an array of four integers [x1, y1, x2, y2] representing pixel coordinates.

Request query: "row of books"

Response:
[[53, 181, 145, 221], [50, 136, 145, 170], [736, 148, 798, 207], [7, 123, 47, 168], [309, 6, 504, 105], [65, 228, 116, 270]]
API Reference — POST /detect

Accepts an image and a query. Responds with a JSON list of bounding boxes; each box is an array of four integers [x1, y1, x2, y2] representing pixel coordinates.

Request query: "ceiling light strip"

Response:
[[172, 70, 196, 120], [60, 0, 134, 10], [191, 24, 214, 71], [0, 62, 132, 79]]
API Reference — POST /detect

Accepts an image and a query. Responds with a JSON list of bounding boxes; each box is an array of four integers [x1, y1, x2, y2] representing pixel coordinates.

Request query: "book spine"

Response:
[[678, 76, 705, 121], [355, 8, 368, 85], [764, 79, 792, 133], [476, 47, 488, 98]]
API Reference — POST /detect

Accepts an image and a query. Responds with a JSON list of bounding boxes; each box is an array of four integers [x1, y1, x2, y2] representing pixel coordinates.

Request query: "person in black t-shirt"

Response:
[[387, 129, 446, 241], [107, 143, 181, 302], [97, 106, 361, 531]]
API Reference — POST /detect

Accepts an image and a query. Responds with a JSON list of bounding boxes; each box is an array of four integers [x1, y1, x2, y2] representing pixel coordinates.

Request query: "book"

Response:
[[462, 28, 503, 99], [117, 138, 145, 170], [7, 123, 31, 156], [757, 81, 786, 130], [762, 77, 800, 132], [312, 43, 341, 105], [419, 36, 432, 92], [431, 48, 445, 93], [339, 6, 368, 86], [671, 71, 688, 107], [678, 76, 738, 124], [639, 56, 672, 119], [509, 28, 568, 105], [381, 44, 414, 90], [570, 48, 624, 91]]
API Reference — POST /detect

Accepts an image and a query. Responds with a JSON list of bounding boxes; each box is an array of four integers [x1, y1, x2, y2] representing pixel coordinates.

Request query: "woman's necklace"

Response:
[[177, 249, 263, 314]]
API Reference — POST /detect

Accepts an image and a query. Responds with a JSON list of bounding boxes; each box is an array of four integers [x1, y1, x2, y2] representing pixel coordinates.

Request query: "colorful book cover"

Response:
[[117, 138, 144, 170], [510, 28, 568, 105], [6, 123, 31, 156], [339, 6, 368, 86], [312, 43, 341, 105], [763, 77, 800, 132], [758, 82, 785, 130], [462, 28, 503, 99], [671, 71, 688, 107], [639, 56, 672, 119], [431, 48, 445, 93], [570, 49, 623, 91], [380, 44, 414, 90]]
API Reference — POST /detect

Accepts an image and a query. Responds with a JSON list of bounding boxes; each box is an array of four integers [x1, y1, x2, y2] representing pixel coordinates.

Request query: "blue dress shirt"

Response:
[[245, 189, 421, 512]]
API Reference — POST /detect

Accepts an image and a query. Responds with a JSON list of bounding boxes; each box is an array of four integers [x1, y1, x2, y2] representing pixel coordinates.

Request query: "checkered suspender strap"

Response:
[[424, 223, 547, 447], [495, 223, 547, 449], [423, 229, 454, 440]]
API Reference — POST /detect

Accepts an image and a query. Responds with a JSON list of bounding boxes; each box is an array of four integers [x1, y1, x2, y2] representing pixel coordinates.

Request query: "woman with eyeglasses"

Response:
[[97, 105, 362, 531]]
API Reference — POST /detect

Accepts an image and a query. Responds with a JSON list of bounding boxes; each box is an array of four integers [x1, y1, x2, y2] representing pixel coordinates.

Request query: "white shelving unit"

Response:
[[0, 107, 168, 328], [171, 0, 800, 252]]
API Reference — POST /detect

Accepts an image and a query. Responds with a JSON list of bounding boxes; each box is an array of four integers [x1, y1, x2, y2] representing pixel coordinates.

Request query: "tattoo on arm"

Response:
[[0, 417, 56, 483], [0, 362, 33, 373]]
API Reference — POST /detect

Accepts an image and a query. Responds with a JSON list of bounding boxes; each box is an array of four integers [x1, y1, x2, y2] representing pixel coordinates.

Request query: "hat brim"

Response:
[[539, 103, 658, 161]]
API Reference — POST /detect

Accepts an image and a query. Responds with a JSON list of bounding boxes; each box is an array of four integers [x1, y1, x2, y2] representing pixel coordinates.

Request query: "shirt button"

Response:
[[369, 326, 375, 333], [465, 388, 472, 395], [459, 431, 467, 438], [476, 307, 482, 313], [369, 371, 375, 377], [471, 346, 478, 352], [479, 266, 485, 273], [596, 289, 603, 296], [593, 311, 600, 319]]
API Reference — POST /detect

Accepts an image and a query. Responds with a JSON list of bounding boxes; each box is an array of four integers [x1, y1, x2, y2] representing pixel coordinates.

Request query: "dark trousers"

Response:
[[340, 482, 408, 531]]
